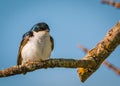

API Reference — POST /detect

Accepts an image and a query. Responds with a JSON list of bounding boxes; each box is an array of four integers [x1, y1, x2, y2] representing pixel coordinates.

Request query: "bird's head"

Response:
[[31, 22, 50, 32]]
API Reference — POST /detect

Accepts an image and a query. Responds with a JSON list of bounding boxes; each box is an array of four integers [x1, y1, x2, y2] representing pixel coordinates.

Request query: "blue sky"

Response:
[[0, 0, 120, 86]]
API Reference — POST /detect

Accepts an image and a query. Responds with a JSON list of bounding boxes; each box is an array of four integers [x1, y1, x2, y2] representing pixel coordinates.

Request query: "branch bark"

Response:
[[0, 59, 95, 77], [78, 21, 120, 82], [78, 44, 120, 76], [0, 21, 120, 83]]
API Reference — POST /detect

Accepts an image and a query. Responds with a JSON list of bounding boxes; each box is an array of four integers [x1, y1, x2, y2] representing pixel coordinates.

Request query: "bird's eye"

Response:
[[34, 27, 40, 32]]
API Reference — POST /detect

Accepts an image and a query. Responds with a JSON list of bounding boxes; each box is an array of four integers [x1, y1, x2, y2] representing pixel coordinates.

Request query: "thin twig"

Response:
[[103, 60, 120, 75], [102, 0, 120, 8]]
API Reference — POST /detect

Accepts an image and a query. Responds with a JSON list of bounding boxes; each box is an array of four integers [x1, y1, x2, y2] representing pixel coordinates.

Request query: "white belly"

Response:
[[21, 31, 51, 65]]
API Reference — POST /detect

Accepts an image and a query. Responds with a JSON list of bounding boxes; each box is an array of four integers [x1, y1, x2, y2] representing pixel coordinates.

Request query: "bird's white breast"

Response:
[[21, 31, 51, 65]]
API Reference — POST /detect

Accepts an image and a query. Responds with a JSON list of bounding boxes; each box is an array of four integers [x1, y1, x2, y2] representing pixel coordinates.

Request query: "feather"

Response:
[[50, 36, 54, 51], [17, 31, 33, 65]]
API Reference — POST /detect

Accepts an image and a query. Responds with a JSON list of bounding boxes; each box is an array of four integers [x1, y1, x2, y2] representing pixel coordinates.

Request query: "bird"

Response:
[[17, 22, 54, 73]]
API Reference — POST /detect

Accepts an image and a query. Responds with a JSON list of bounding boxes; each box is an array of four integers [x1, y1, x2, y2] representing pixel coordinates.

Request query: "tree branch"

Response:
[[78, 44, 120, 76], [0, 59, 95, 77], [78, 21, 120, 82]]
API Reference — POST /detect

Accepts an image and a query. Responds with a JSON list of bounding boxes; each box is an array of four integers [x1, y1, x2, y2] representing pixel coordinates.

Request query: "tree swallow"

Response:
[[17, 22, 54, 68]]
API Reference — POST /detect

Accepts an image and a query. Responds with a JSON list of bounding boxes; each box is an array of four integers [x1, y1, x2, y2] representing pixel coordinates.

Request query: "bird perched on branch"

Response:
[[17, 22, 54, 74]]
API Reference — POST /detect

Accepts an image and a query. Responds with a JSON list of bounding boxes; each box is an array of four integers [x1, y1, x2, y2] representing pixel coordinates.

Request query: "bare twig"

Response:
[[103, 60, 120, 75], [78, 45, 89, 53], [102, 0, 120, 8]]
